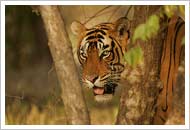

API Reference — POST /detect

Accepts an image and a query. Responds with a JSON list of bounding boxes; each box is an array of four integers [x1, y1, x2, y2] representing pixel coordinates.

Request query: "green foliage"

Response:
[[164, 5, 185, 20], [133, 5, 185, 44], [124, 46, 143, 68], [133, 15, 160, 42], [129, 5, 185, 69], [164, 5, 178, 18]]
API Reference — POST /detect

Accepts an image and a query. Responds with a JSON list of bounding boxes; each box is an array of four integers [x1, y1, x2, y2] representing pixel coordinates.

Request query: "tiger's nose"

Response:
[[86, 75, 99, 83]]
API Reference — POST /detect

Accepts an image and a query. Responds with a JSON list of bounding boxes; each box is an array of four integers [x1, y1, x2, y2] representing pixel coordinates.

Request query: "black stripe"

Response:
[[174, 18, 179, 30], [162, 103, 168, 112], [112, 63, 124, 73], [86, 36, 96, 41], [100, 27, 109, 30], [113, 63, 124, 68], [160, 18, 184, 114], [99, 24, 111, 27], [173, 22, 184, 67], [172, 20, 184, 95], [107, 41, 115, 62], [98, 39, 103, 43], [115, 48, 120, 63], [116, 40, 123, 55], [105, 41, 116, 62], [97, 34, 104, 39], [109, 52, 114, 62], [161, 29, 168, 64], [86, 29, 107, 36], [101, 74, 108, 79], [109, 36, 123, 55], [127, 30, 130, 38], [111, 40, 115, 47], [159, 115, 166, 122], [77, 49, 83, 64], [103, 45, 109, 49], [112, 39, 123, 55], [163, 26, 174, 112], [109, 36, 113, 39], [97, 29, 106, 35], [174, 17, 183, 30], [86, 30, 96, 36]]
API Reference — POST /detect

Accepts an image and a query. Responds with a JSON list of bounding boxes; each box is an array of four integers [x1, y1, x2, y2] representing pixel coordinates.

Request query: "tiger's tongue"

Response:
[[93, 87, 104, 95]]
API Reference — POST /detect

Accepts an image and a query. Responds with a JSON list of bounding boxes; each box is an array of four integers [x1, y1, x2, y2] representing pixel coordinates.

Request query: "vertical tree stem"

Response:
[[39, 5, 90, 125], [116, 5, 164, 125]]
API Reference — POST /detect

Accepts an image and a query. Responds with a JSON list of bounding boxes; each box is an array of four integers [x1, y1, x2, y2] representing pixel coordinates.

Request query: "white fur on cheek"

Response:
[[84, 79, 94, 88], [83, 76, 105, 88], [94, 77, 104, 88]]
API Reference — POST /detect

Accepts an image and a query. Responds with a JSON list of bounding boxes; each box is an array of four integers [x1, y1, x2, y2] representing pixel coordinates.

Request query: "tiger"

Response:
[[153, 15, 185, 124], [71, 17, 130, 102], [71, 15, 184, 124]]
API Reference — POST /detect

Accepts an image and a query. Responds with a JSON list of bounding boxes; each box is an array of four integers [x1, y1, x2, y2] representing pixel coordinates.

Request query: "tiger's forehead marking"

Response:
[[87, 23, 114, 30], [85, 23, 114, 36], [80, 23, 114, 47]]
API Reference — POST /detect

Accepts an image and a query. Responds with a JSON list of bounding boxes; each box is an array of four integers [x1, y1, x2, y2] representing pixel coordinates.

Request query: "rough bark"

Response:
[[116, 6, 165, 125], [39, 5, 90, 124]]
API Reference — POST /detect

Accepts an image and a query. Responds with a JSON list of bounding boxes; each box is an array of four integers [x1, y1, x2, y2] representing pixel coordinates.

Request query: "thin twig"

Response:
[[81, 6, 87, 22], [83, 7, 86, 19], [108, 6, 121, 22], [83, 6, 113, 25], [124, 5, 133, 18], [89, 8, 117, 19]]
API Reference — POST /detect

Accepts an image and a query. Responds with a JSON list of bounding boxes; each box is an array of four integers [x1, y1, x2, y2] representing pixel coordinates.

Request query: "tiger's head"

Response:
[[71, 18, 130, 102]]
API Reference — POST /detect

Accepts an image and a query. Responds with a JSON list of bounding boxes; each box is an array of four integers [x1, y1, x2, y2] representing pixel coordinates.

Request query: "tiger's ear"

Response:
[[114, 17, 130, 38], [71, 21, 86, 37], [114, 17, 130, 52]]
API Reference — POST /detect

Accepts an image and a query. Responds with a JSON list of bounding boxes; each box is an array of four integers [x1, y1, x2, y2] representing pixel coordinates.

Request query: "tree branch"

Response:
[[116, 5, 164, 125], [39, 5, 90, 125]]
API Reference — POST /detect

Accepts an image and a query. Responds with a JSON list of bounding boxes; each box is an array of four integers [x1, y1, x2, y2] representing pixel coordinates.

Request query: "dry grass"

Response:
[[5, 86, 120, 125], [6, 99, 67, 125], [5, 98, 119, 125]]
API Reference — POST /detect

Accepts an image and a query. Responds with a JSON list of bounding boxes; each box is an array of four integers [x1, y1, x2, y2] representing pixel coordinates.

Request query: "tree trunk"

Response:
[[116, 5, 165, 125], [39, 5, 90, 125]]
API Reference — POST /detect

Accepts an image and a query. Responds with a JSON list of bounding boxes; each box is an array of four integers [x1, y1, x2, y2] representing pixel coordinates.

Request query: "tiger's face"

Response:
[[71, 18, 130, 102]]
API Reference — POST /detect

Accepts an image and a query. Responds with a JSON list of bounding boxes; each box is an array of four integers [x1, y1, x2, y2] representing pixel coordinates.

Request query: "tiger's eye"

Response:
[[103, 51, 109, 55], [102, 51, 110, 58]]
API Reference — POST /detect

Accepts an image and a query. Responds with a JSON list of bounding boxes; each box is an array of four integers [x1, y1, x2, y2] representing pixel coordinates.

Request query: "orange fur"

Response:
[[153, 16, 185, 124]]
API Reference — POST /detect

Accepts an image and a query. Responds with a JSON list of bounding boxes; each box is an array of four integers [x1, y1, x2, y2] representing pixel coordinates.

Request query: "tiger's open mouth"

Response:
[[93, 83, 117, 96], [93, 86, 105, 95], [93, 84, 117, 102]]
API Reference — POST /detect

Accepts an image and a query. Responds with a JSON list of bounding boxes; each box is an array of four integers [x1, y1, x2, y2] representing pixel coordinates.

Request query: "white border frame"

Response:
[[1, 1, 189, 129]]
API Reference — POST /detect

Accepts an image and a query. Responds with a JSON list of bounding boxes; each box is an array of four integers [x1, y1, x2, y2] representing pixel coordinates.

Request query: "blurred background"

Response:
[[5, 5, 132, 125]]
